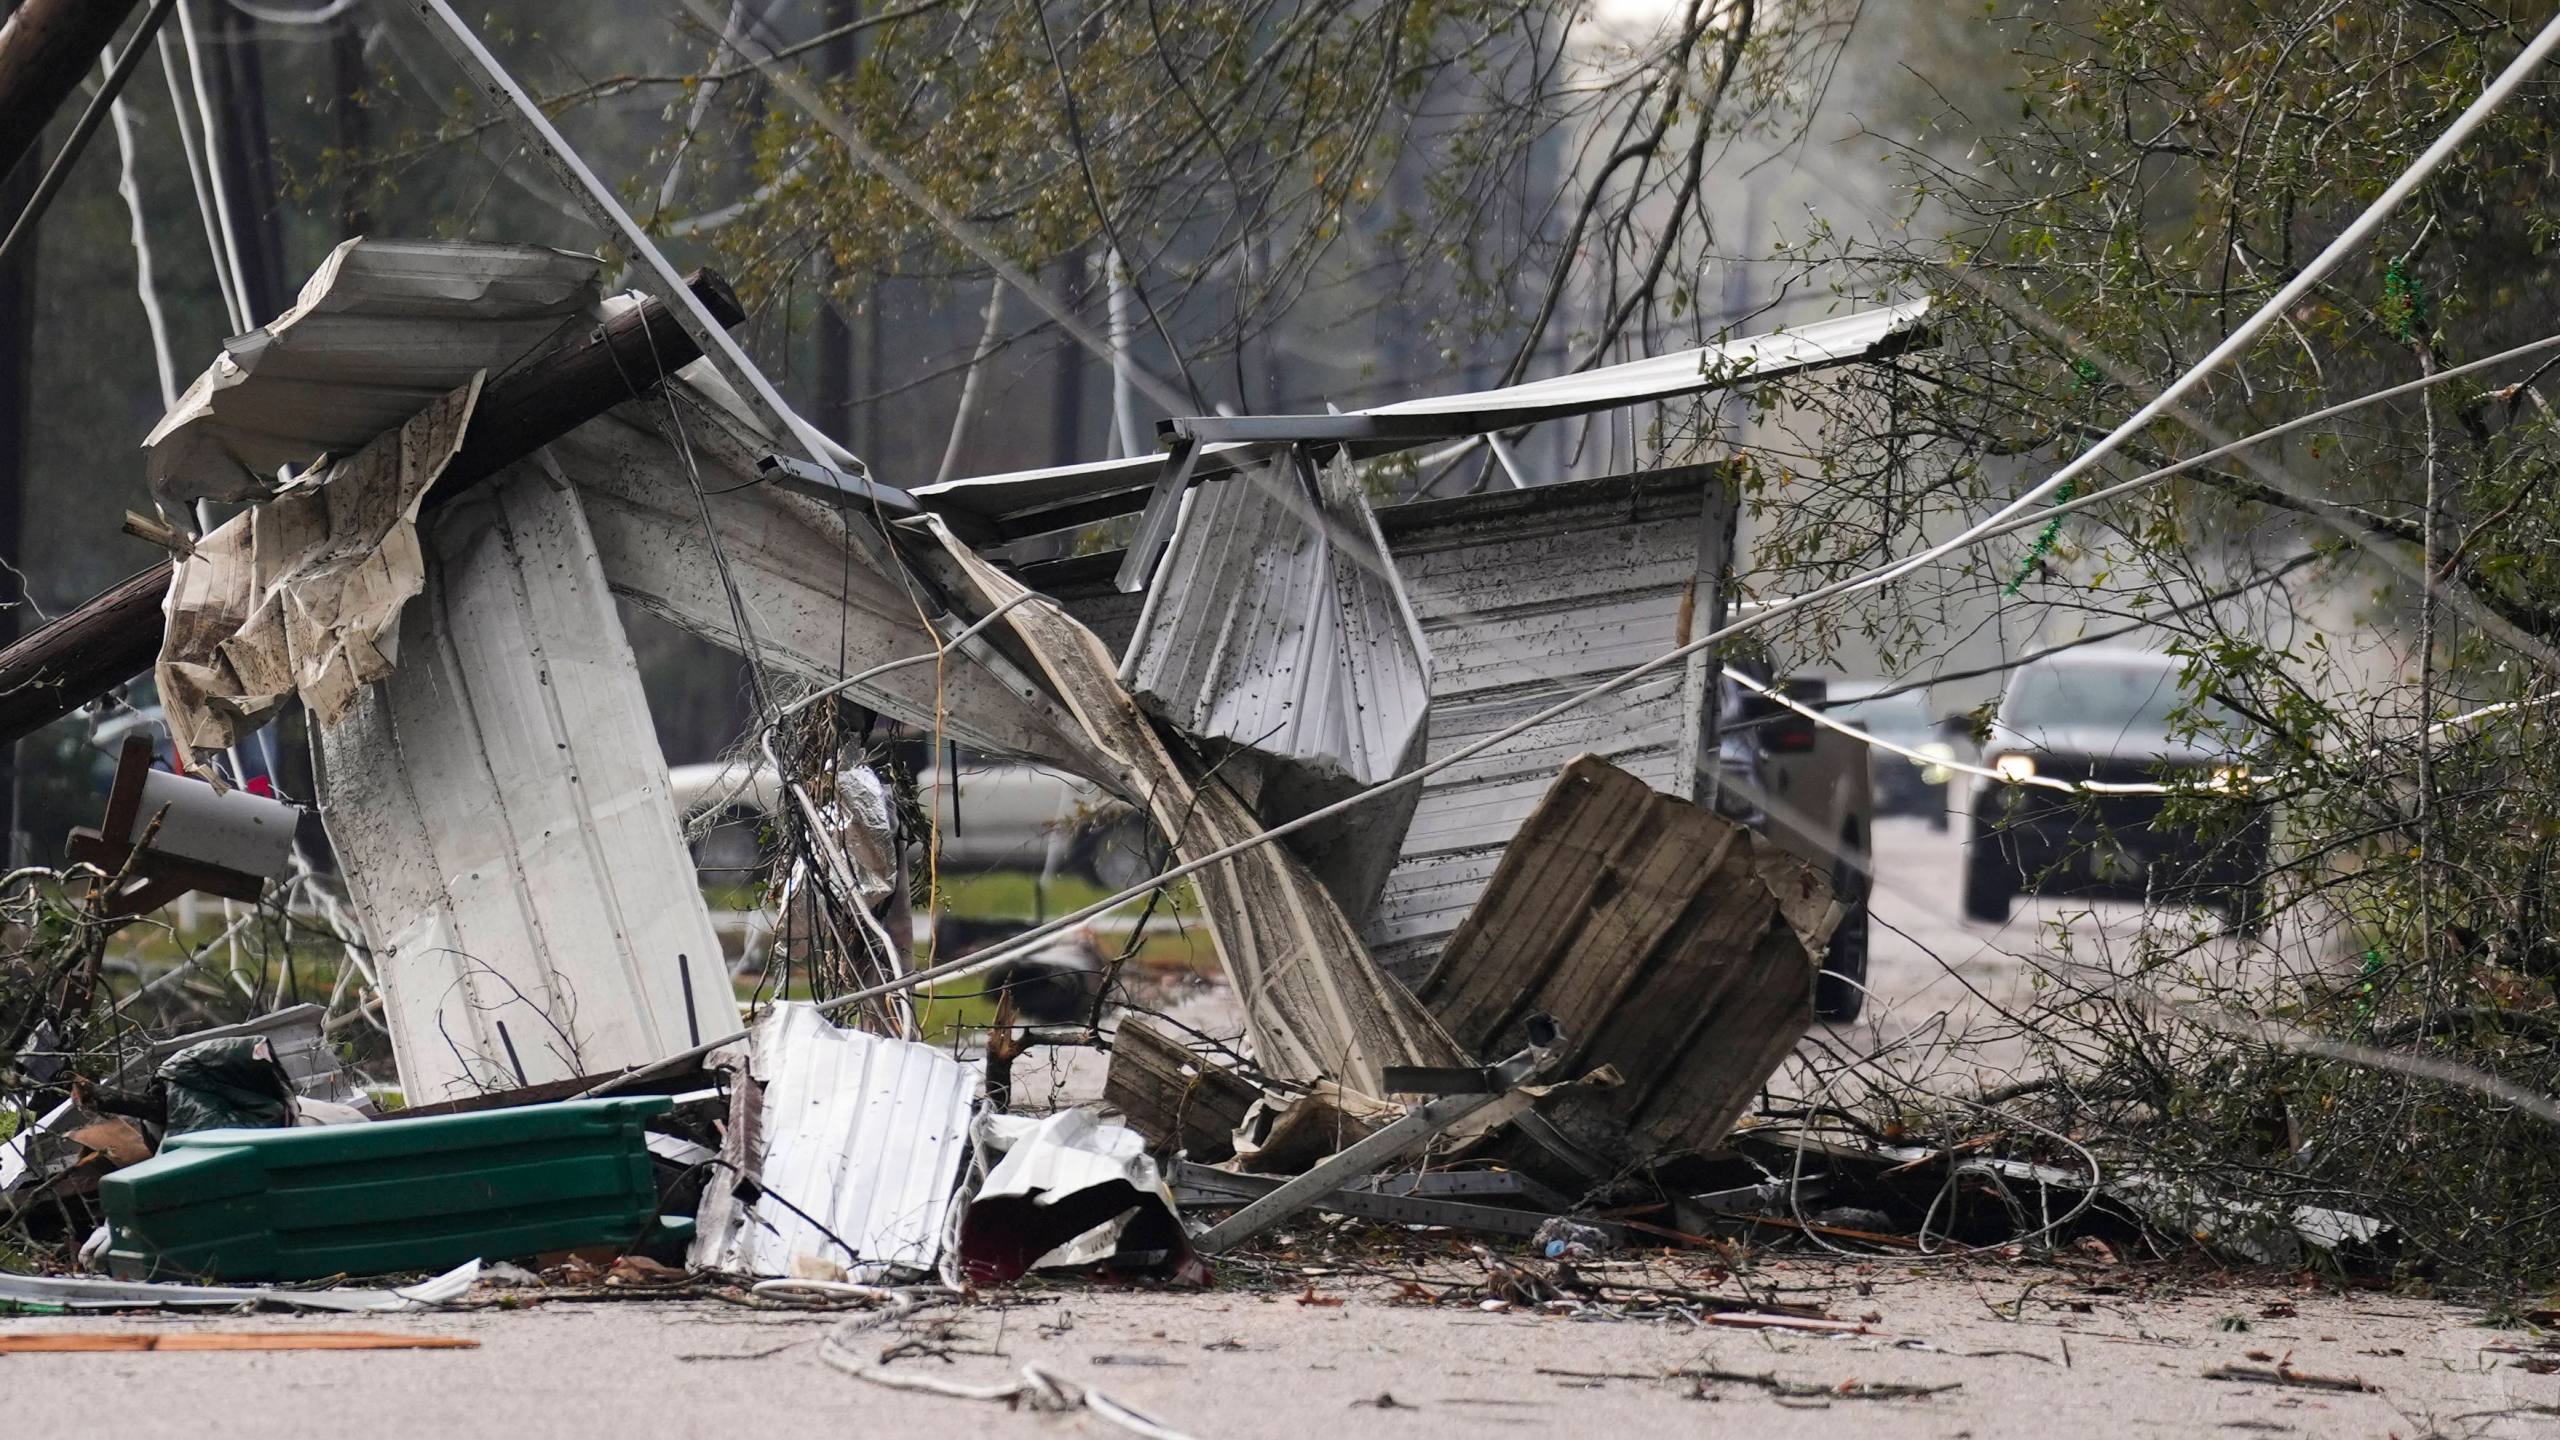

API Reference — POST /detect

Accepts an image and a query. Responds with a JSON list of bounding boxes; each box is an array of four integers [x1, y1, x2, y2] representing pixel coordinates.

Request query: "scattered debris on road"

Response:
[[0, 1330, 481, 1353]]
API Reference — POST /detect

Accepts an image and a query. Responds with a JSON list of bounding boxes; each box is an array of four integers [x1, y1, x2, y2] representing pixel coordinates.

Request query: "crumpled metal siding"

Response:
[[1124, 456, 1430, 790], [140, 234, 1104, 774], [551, 387, 1105, 774], [1013, 468, 1730, 966], [923, 520, 1465, 1092], [1361, 469, 1725, 984], [145, 237, 601, 503], [690, 1004, 979, 1280]]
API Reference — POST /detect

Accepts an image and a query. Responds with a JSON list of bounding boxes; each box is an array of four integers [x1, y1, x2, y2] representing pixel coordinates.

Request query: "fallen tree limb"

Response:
[[2202, 1363, 2378, 1394]]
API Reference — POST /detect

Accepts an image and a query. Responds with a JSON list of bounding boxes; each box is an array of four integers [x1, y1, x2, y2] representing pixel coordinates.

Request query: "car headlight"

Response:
[[2206, 763, 2250, 792], [1992, 753, 2038, 783]]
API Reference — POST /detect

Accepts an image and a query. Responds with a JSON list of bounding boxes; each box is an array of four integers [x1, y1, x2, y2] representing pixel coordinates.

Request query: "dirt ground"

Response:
[[5, 1256, 2555, 1439]]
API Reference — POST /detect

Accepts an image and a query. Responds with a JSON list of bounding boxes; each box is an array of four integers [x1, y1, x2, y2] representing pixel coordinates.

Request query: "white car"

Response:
[[666, 756, 1149, 885]]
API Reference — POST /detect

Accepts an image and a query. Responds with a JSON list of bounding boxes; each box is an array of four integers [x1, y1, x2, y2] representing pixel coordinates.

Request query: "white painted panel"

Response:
[[1125, 457, 1429, 790], [690, 1004, 978, 1280], [548, 397, 1101, 774], [319, 465, 739, 1103], [1364, 472, 1718, 982]]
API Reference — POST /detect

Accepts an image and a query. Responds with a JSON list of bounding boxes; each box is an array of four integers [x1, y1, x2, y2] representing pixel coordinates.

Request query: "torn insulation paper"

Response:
[[155, 378, 482, 770]]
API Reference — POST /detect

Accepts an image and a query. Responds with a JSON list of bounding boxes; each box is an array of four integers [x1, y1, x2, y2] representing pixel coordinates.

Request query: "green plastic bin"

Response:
[[101, 1096, 673, 1282]]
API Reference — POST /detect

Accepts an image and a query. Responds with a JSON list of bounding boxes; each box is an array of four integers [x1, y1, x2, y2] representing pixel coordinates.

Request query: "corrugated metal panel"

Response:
[[1363, 469, 1725, 984], [1412, 755, 1829, 1165], [317, 466, 740, 1105], [956, 1108, 1191, 1282], [145, 238, 601, 503], [690, 1004, 978, 1280], [1125, 454, 1429, 791], [913, 300, 1925, 534]]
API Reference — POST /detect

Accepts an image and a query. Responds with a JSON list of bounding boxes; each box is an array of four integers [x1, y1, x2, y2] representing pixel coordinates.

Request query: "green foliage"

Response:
[[1745, 0, 2560, 1292]]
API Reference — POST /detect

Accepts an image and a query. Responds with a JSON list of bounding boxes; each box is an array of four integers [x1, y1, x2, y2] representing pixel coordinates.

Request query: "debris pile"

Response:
[[0, 224, 1932, 1294], [0, 21, 2255, 1410]]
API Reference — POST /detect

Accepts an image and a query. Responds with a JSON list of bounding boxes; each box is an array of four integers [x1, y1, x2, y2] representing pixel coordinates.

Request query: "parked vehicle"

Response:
[[1829, 680, 1958, 830], [1961, 649, 2269, 928], [1712, 669, 1876, 1023], [667, 755, 1149, 887]]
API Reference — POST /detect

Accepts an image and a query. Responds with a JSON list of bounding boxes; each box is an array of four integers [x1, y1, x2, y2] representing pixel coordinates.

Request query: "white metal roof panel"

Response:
[[1370, 300, 1928, 418], [689, 1003, 979, 1280], [1125, 459, 1430, 791], [913, 299, 1926, 529], [145, 238, 602, 502]]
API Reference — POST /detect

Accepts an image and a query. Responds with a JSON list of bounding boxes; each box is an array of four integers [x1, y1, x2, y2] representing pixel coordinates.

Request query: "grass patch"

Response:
[[924, 869, 1203, 924]]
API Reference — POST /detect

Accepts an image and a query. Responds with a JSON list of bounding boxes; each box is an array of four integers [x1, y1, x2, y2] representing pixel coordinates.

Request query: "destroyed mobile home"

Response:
[[1, 231, 2387, 1321], [0, 233, 1909, 1269], [0, 2, 2408, 1342]]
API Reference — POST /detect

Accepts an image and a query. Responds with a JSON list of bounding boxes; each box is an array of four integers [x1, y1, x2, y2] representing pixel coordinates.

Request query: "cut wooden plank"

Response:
[[1414, 755, 1838, 1168], [1103, 1016, 1262, 1162], [0, 1331, 479, 1352]]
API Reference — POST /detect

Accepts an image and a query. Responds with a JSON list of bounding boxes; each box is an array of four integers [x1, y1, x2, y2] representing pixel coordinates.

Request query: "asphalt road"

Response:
[[1830, 810, 2279, 1096], [7, 1251, 2544, 1440]]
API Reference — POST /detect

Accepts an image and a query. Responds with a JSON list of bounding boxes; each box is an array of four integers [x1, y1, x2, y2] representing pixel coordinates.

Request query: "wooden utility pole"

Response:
[[0, 147, 35, 863], [0, 271, 751, 747], [0, 0, 143, 180]]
